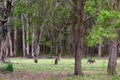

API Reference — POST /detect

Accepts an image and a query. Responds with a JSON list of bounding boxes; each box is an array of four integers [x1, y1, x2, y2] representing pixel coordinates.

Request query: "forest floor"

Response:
[[0, 58, 120, 80]]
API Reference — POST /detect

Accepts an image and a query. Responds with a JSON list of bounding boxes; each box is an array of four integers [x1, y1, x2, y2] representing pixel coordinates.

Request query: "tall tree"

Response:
[[72, 0, 86, 75], [87, 0, 120, 75], [107, 0, 120, 75], [0, 0, 13, 62]]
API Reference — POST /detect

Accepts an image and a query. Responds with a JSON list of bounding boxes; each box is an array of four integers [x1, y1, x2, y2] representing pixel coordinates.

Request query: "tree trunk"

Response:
[[107, 0, 119, 75], [36, 31, 40, 57], [7, 20, 13, 57], [31, 22, 35, 57], [26, 14, 30, 57], [74, 44, 83, 75], [98, 37, 102, 57], [13, 27, 17, 56], [36, 42, 40, 57], [107, 39, 117, 75], [50, 35, 53, 57], [73, 0, 86, 76], [8, 29, 13, 57], [0, 0, 13, 62], [21, 14, 26, 57]]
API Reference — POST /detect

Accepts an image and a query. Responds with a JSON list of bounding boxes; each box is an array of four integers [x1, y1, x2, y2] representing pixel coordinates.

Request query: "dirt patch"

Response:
[[0, 70, 53, 80], [0, 70, 69, 80]]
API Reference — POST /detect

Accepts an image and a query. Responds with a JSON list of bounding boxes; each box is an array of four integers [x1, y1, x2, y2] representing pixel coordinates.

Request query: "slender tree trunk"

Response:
[[26, 14, 30, 56], [98, 37, 102, 57], [36, 31, 40, 56], [60, 40, 62, 60], [107, 39, 117, 75], [8, 29, 13, 57], [50, 35, 53, 57], [32, 23, 35, 57], [13, 27, 17, 56], [7, 17, 13, 57], [50, 41, 53, 57], [21, 14, 26, 57], [36, 42, 40, 56], [6, 47, 8, 57]]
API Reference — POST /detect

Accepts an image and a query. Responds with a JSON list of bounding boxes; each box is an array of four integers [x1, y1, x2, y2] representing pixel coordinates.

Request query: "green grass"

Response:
[[1, 58, 120, 80], [0, 77, 4, 80], [10, 58, 110, 70]]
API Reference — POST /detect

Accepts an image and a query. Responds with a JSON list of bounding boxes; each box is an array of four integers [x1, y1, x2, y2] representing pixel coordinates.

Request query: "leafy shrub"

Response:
[[5, 63, 14, 72]]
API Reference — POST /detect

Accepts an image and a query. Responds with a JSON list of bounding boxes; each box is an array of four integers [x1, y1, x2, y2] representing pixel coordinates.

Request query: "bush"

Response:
[[0, 63, 14, 73], [5, 63, 14, 72]]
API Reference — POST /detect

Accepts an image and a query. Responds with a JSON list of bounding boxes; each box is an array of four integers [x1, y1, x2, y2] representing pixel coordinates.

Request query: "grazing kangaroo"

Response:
[[87, 59, 95, 64]]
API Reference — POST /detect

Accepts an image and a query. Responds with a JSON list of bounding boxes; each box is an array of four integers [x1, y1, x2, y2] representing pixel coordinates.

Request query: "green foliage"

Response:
[[87, 26, 104, 47], [46, 40, 52, 47], [0, 63, 14, 72], [5, 63, 14, 72], [26, 28, 33, 44], [87, 9, 120, 47], [14, 1, 26, 16], [97, 10, 120, 23], [112, 75, 120, 80], [85, 0, 98, 15], [52, 2, 72, 26], [14, 18, 22, 28], [27, 2, 38, 16]]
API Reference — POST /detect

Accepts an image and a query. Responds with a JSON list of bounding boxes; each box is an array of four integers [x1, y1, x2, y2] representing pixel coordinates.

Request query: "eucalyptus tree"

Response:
[[87, 0, 120, 75], [0, 0, 13, 62], [71, 0, 88, 75]]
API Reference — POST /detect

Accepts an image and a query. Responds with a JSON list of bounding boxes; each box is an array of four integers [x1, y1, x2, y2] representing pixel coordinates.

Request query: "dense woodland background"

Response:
[[0, 0, 120, 76], [0, 0, 120, 57]]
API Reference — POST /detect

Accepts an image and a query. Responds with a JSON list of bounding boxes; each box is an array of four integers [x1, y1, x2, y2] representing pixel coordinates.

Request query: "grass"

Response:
[[0, 78, 3, 80], [10, 58, 109, 70], [0, 58, 120, 80]]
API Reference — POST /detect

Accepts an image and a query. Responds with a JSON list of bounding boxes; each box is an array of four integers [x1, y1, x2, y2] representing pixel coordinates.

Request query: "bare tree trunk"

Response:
[[21, 14, 26, 57], [36, 42, 40, 56], [107, 39, 117, 75], [36, 31, 40, 57], [13, 27, 17, 56], [107, 0, 119, 76], [8, 29, 13, 57], [6, 47, 8, 57], [31, 23, 35, 57], [98, 37, 102, 57], [72, 0, 86, 76], [50, 42, 53, 57], [50, 35, 53, 57], [26, 14, 30, 57], [7, 17, 13, 57], [31, 20, 39, 62], [60, 40, 62, 60], [0, 0, 13, 62]]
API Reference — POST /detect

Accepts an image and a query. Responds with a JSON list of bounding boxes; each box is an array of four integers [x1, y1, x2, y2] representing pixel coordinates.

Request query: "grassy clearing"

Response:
[[0, 58, 120, 80]]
